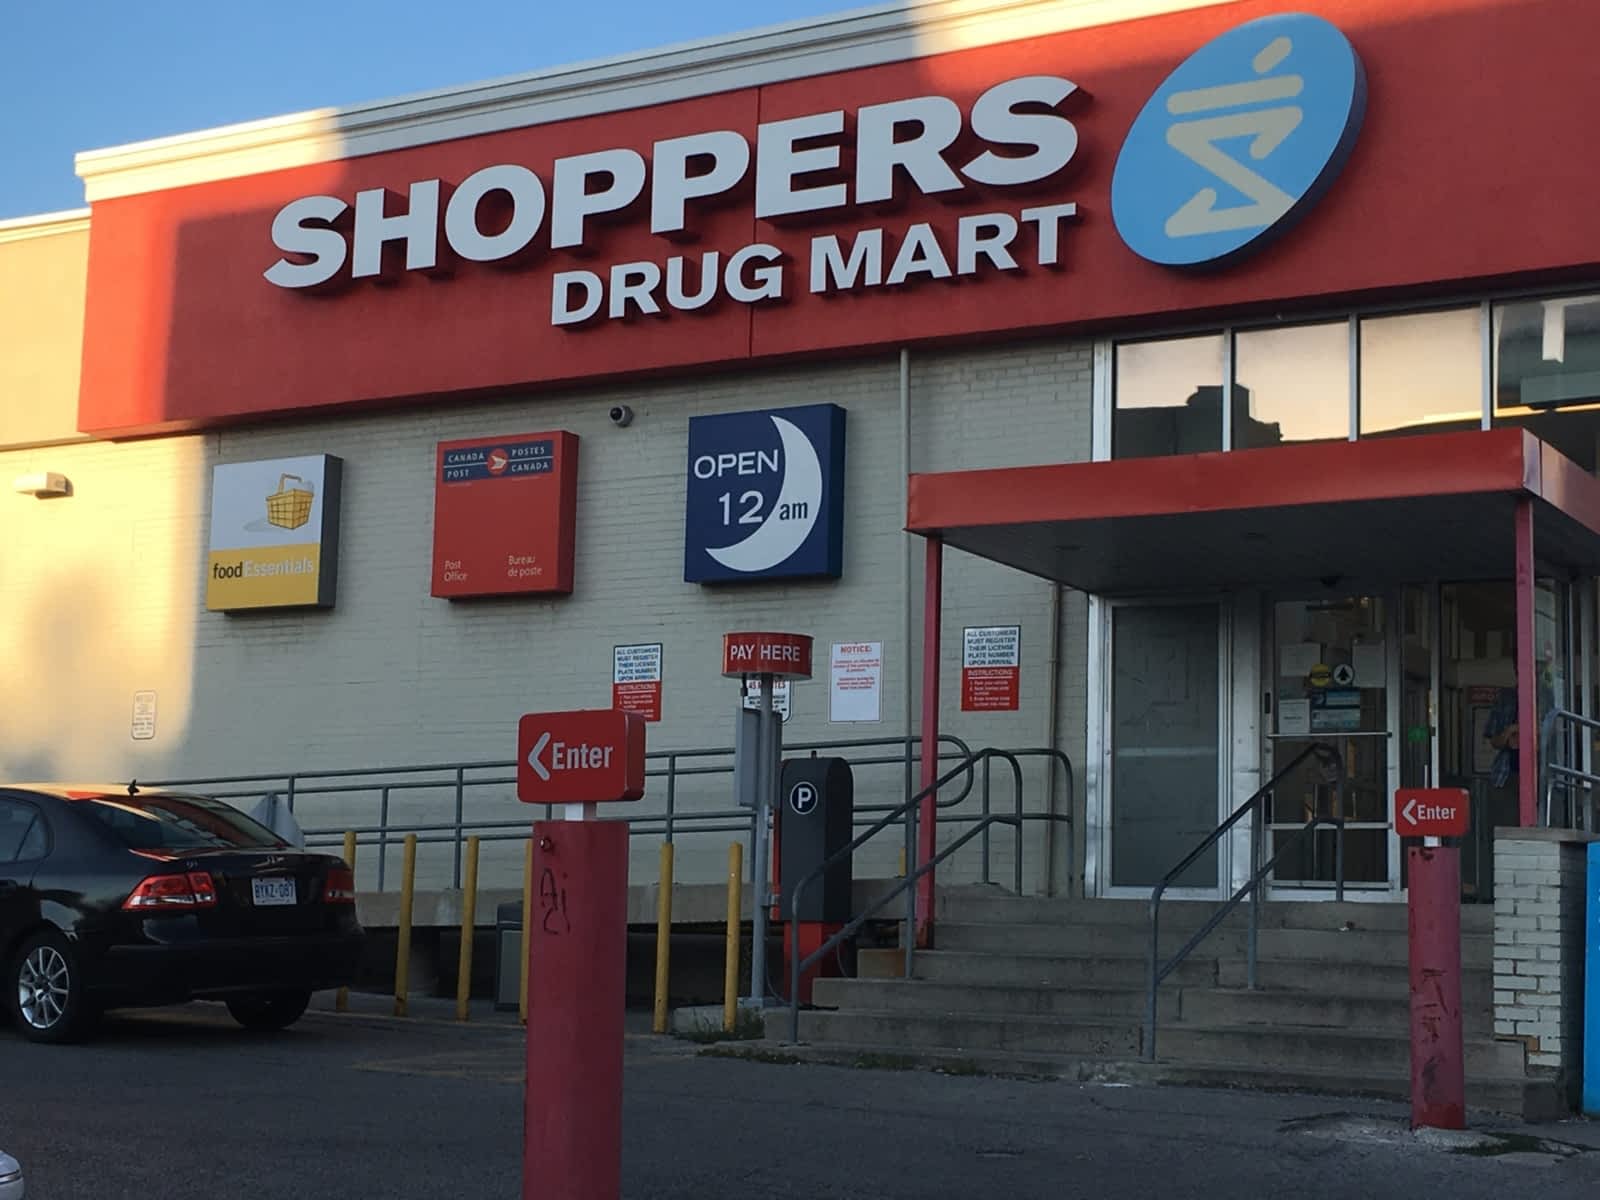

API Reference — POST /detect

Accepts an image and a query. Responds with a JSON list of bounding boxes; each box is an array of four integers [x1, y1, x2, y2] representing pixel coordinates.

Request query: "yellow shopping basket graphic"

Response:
[[265, 474, 314, 530]]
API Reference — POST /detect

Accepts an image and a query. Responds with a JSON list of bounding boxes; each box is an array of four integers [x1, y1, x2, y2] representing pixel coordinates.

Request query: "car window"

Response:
[[71, 794, 287, 852], [0, 800, 45, 864]]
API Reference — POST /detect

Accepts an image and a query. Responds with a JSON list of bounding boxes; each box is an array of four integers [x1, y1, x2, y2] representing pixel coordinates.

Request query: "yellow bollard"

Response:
[[519, 837, 534, 1025], [652, 841, 674, 1035], [723, 841, 743, 1033], [455, 836, 481, 1022], [393, 833, 418, 1018], [337, 830, 357, 1014]]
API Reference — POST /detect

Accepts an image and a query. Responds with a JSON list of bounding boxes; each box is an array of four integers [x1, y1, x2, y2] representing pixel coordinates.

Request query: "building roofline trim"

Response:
[[0, 208, 91, 244], [73, 0, 1228, 203]]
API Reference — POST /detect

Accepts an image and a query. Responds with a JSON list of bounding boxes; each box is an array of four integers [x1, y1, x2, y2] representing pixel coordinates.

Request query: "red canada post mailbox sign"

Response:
[[1394, 787, 1470, 838], [517, 709, 646, 804]]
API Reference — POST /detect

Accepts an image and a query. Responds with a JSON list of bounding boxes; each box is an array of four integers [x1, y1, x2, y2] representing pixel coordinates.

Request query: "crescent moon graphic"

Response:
[[706, 417, 823, 574]]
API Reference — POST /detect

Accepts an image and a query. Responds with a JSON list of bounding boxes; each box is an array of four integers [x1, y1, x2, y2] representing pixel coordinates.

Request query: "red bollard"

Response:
[[525, 819, 629, 1200], [1408, 843, 1465, 1130]]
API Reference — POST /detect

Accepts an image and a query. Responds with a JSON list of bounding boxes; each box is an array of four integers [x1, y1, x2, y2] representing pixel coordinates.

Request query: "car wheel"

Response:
[[10, 930, 92, 1044], [226, 990, 312, 1032]]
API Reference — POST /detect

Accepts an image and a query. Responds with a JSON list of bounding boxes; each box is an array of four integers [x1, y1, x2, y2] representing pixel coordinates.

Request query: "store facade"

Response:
[[4, 0, 1599, 900]]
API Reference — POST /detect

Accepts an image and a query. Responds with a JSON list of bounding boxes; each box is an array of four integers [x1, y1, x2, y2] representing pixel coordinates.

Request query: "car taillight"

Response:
[[123, 871, 218, 910], [324, 866, 356, 904]]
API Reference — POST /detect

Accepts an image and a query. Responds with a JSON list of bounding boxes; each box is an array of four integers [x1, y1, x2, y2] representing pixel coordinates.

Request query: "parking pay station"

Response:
[[723, 631, 814, 1008], [776, 754, 854, 1003]]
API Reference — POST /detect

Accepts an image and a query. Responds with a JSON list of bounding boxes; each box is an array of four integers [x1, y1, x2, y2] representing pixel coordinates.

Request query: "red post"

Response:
[[1515, 496, 1537, 828], [1408, 843, 1465, 1130], [525, 819, 629, 1200], [917, 536, 944, 948]]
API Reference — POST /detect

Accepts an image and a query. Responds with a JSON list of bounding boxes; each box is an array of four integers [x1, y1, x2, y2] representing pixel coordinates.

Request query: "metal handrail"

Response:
[[786, 748, 1031, 1043], [1144, 741, 1345, 1062], [1539, 707, 1600, 830], [149, 734, 988, 889]]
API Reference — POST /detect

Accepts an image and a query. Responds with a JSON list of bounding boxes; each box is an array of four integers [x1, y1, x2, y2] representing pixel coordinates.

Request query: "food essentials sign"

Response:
[[79, 0, 1600, 437], [206, 455, 342, 611]]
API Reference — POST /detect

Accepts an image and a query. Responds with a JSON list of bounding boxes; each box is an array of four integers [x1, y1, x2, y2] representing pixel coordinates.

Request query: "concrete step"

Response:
[[1215, 956, 1494, 999], [724, 1039, 1559, 1121], [794, 1009, 1527, 1077], [815, 977, 1494, 1038], [932, 921, 1494, 969], [870, 948, 1220, 989], [810, 977, 1176, 1022], [934, 888, 1496, 936], [1178, 986, 1495, 1038], [864, 946, 1493, 1001]]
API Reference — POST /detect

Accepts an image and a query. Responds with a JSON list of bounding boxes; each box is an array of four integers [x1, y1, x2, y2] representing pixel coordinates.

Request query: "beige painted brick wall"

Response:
[[2, 338, 1095, 894]]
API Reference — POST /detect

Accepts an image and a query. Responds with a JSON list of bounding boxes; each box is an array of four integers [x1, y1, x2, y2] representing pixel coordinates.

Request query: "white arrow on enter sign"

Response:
[[1402, 797, 1418, 826], [527, 732, 552, 781]]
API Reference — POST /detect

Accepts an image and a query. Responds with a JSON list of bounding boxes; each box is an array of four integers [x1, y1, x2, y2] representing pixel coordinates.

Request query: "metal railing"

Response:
[[1540, 707, 1600, 831], [1145, 742, 1346, 1062], [786, 748, 1055, 1043], [150, 733, 1073, 893]]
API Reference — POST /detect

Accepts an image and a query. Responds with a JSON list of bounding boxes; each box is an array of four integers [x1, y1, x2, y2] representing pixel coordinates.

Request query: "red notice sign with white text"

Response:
[[962, 626, 1021, 712]]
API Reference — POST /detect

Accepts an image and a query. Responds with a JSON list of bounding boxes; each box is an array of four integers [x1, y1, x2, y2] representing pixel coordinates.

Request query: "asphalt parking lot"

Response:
[[2, 995, 1598, 1199]]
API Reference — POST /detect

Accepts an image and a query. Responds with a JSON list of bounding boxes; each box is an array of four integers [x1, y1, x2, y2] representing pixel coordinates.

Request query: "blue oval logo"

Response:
[[1111, 12, 1366, 268]]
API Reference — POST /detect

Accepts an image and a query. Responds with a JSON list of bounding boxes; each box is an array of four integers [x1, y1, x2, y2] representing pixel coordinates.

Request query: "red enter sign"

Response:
[[1394, 788, 1470, 838], [517, 709, 646, 805]]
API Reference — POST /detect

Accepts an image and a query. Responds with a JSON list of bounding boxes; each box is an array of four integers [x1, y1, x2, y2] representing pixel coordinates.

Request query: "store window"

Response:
[[1233, 321, 1351, 449], [1358, 307, 1483, 438], [1112, 334, 1224, 459], [1492, 294, 1600, 471]]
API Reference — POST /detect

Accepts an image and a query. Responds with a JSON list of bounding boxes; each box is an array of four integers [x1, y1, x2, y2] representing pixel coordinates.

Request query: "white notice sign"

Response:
[[829, 641, 883, 723], [131, 690, 157, 740], [743, 678, 792, 722]]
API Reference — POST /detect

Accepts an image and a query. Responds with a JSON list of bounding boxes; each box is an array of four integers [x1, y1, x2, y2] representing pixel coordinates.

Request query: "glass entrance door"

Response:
[[1105, 601, 1226, 895], [1265, 595, 1399, 893]]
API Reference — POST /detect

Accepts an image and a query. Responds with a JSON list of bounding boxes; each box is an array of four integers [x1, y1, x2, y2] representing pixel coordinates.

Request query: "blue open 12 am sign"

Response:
[[683, 404, 847, 584]]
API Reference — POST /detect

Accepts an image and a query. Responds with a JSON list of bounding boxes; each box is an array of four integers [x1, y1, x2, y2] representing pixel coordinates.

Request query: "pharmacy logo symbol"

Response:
[[1111, 12, 1366, 267]]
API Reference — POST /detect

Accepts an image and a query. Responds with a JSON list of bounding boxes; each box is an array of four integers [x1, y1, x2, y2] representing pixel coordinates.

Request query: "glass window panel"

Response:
[[1233, 322, 1351, 449], [1113, 334, 1224, 459], [1358, 308, 1483, 437], [1492, 294, 1600, 471], [1109, 604, 1220, 890]]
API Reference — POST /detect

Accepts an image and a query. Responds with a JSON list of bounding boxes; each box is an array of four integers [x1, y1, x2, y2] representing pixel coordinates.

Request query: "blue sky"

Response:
[[0, 0, 873, 220]]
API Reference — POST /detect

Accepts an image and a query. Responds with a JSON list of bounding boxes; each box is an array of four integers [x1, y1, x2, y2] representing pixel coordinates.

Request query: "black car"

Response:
[[0, 784, 364, 1043]]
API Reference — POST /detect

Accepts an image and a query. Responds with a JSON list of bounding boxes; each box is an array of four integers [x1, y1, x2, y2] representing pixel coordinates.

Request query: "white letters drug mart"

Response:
[[263, 73, 1084, 300]]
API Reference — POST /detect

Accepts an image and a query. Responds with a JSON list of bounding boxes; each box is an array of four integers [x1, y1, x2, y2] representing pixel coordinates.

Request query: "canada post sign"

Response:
[[684, 404, 846, 584], [431, 430, 579, 598]]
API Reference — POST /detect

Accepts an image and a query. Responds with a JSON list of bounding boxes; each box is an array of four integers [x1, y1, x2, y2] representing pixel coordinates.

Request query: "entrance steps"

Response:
[[756, 887, 1565, 1120]]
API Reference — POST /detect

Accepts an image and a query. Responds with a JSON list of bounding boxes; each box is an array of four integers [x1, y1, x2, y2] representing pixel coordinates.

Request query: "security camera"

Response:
[[608, 404, 635, 428]]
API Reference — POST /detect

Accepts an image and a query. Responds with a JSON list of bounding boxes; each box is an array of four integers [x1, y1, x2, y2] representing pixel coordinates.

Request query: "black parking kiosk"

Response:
[[775, 755, 854, 1002]]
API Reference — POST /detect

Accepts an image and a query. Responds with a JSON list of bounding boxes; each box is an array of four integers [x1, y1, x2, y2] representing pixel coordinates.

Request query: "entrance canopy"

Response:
[[906, 430, 1600, 592]]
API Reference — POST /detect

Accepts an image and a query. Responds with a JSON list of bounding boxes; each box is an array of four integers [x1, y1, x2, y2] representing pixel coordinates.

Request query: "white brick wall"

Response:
[[2, 338, 1095, 895], [1492, 830, 1593, 1082]]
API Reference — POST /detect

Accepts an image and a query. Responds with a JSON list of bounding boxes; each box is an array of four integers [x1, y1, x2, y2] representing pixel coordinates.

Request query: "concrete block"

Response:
[[1513, 960, 1561, 977], [1494, 916, 1539, 933], [1513, 900, 1561, 917]]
